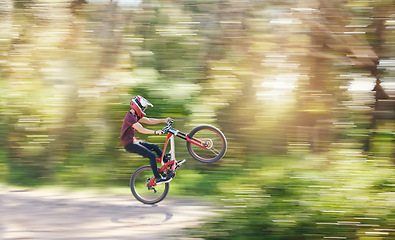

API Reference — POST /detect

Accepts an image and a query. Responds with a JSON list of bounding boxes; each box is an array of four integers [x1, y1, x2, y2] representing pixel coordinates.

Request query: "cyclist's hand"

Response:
[[154, 130, 164, 135], [165, 117, 173, 123]]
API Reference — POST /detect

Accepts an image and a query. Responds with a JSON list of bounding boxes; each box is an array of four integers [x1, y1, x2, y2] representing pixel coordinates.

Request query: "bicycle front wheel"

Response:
[[187, 125, 227, 163], [130, 165, 169, 204]]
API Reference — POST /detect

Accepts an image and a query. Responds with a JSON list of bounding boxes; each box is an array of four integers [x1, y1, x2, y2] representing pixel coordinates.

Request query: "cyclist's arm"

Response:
[[132, 122, 158, 135], [139, 117, 172, 125]]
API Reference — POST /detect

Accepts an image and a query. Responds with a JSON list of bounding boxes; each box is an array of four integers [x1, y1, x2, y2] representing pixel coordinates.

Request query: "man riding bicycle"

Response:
[[120, 96, 173, 184]]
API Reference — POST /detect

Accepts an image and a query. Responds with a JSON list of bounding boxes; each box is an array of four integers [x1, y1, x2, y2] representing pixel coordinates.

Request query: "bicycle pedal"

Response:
[[175, 159, 186, 169]]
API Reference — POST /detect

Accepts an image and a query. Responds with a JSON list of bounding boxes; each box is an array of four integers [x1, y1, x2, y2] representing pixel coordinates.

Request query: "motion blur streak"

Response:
[[0, 0, 394, 239]]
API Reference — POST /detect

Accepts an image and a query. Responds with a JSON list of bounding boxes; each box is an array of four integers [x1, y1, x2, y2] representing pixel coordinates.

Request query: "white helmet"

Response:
[[130, 95, 153, 118]]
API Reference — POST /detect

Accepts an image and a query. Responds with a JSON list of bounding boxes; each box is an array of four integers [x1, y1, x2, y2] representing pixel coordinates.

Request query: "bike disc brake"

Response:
[[146, 178, 157, 193]]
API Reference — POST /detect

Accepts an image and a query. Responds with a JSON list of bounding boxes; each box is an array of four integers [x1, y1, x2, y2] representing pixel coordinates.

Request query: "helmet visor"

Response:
[[138, 96, 153, 110]]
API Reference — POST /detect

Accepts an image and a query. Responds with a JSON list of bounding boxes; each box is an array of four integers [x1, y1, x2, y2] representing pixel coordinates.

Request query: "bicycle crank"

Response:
[[167, 169, 176, 178]]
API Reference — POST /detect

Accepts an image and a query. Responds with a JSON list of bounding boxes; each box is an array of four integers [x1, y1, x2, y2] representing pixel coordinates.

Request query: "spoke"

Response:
[[210, 147, 220, 155]]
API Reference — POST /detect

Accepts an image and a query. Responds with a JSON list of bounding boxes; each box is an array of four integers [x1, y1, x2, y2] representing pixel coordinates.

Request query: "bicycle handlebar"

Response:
[[161, 120, 174, 133], [161, 120, 189, 141]]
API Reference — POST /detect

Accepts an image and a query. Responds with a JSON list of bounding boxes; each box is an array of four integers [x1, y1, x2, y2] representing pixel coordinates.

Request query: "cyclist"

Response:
[[121, 95, 173, 184]]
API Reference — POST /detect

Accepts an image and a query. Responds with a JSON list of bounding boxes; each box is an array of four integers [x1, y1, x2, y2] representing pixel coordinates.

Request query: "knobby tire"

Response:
[[130, 165, 169, 204], [186, 125, 227, 163]]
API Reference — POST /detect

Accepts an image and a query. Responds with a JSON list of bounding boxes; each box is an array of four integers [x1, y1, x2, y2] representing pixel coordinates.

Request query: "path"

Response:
[[0, 186, 217, 239]]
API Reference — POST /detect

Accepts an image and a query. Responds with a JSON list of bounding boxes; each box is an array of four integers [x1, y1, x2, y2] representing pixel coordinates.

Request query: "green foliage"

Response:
[[13, 0, 33, 9], [0, 1, 395, 238], [191, 155, 395, 239]]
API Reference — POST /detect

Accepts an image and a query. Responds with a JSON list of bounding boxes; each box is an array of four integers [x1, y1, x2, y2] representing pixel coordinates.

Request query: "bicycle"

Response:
[[130, 121, 227, 204]]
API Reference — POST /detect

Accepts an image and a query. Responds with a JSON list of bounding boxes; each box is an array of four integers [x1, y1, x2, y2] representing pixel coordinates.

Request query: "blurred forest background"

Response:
[[0, 0, 395, 239]]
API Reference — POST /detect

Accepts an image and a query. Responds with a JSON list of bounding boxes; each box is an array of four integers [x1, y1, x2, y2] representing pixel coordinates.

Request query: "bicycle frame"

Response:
[[147, 125, 208, 187]]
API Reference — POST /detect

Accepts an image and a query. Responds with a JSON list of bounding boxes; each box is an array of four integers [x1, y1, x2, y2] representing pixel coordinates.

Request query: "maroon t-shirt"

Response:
[[120, 111, 139, 146]]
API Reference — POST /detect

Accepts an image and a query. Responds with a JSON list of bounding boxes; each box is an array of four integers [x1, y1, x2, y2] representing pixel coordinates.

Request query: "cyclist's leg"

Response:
[[139, 141, 163, 158], [125, 142, 161, 179]]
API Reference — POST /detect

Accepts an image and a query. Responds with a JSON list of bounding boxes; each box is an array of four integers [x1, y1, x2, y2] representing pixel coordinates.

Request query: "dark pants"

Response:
[[124, 141, 163, 179]]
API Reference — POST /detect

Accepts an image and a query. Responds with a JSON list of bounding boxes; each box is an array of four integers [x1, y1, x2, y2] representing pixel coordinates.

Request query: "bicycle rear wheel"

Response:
[[187, 125, 227, 163], [130, 165, 169, 204]]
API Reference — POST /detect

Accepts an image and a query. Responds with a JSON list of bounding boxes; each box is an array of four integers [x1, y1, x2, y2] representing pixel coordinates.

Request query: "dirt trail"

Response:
[[0, 186, 217, 239]]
